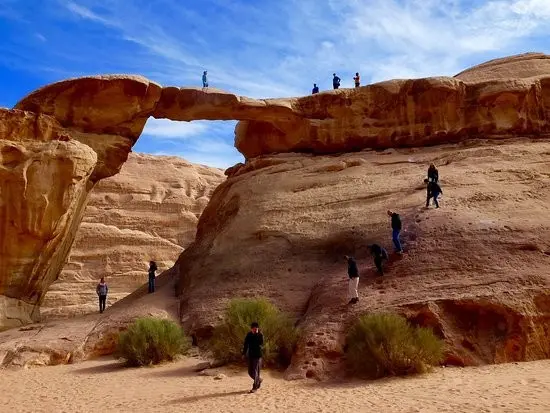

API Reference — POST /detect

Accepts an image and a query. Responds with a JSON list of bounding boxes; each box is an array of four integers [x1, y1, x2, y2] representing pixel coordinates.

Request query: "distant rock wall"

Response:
[[41, 153, 224, 319]]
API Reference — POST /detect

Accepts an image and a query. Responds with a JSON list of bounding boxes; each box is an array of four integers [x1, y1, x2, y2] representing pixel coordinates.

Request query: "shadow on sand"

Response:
[[168, 390, 249, 405], [71, 360, 126, 375]]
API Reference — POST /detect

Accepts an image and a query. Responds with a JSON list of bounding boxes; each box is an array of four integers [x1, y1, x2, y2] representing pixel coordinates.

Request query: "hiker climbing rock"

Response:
[[370, 244, 388, 276], [353, 72, 360, 87], [243, 322, 264, 393], [428, 163, 439, 183], [333, 73, 341, 89], [344, 255, 360, 304], [96, 277, 108, 313], [202, 70, 208, 88], [387, 210, 404, 254], [426, 181, 443, 208], [148, 261, 158, 293], [312, 83, 319, 94]]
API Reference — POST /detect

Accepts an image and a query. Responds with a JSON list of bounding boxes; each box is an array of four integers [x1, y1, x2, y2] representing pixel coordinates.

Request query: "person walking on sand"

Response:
[[344, 255, 360, 304], [353, 72, 360, 88], [387, 210, 404, 254], [332, 73, 341, 89], [426, 181, 443, 208], [370, 244, 389, 276], [312, 83, 319, 94], [148, 261, 158, 293], [202, 70, 208, 88], [243, 322, 264, 393], [96, 277, 108, 313]]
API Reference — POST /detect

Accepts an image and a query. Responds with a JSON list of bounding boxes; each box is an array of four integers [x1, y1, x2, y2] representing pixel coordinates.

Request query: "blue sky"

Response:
[[1, 0, 550, 168]]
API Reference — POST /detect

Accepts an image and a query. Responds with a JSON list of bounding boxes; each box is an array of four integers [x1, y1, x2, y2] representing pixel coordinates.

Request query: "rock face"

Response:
[[0, 109, 97, 329], [175, 140, 550, 378], [41, 153, 224, 319], [1, 53, 550, 373]]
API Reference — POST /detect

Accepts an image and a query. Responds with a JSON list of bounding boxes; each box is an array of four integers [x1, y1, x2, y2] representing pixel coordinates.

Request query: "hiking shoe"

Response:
[[258, 378, 263, 389], [348, 299, 355, 305], [249, 388, 257, 394]]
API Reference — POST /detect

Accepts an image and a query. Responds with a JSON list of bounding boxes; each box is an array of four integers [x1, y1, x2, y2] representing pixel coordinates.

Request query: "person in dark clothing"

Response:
[[332, 73, 341, 89], [202, 70, 208, 88], [312, 83, 319, 94], [243, 322, 264, 393], [96, 277, 108, 313], [353, 72, 360, 87], [370, 244, 389, 276], [426, 181, 443, 208], [428, 163, 439, 183], [148, 261, 158, 293], [387, 210, 404, 253], [344, 255, 359, 304]]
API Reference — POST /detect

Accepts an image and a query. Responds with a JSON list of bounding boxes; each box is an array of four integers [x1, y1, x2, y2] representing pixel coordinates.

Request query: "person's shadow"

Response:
[[168, 390, 249, 404]]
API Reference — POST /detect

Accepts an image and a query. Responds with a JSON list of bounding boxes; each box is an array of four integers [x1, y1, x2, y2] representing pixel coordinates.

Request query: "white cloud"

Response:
[[142, 119, 210, 139]]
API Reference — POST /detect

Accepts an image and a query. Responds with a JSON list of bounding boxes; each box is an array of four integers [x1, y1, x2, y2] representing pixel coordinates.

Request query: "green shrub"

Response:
[[210, 298, 298, 366], [116, 317, 190, 366], [346, 313, 444, 379]]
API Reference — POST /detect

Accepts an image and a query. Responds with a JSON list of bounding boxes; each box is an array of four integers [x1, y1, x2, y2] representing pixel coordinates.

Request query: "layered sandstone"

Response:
[[1, 53, 550, 372], [41, 153, 224, 319], [175, 140, 550, 378], [0, 109, 97, 329]]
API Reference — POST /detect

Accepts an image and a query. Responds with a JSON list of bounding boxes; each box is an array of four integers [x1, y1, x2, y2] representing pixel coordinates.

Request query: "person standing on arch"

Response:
[[148, 261, 158, 293], [387, 210, 404, 254], [202, 70, 208, 88], [353, 72, 360, 88], [312, 83, 319, 94], [332, 73, 341, 89]]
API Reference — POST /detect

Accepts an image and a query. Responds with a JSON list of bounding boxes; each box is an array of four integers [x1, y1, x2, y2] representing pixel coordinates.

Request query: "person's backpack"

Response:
[[336, 77, 341, 86]]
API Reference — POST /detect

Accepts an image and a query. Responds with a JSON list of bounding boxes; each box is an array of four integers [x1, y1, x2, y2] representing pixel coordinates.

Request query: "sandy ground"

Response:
[[1, 358, 549, 413]]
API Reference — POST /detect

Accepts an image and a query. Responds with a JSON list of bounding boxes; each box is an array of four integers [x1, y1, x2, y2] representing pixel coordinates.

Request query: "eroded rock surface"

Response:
[[174, 140, 550, 379], [41, 153, 224, 319], [0, 109, 97, 329]]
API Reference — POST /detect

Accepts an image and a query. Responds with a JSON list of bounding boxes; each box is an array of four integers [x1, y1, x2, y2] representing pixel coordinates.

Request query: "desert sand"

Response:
[[1, 358, 549, 413]]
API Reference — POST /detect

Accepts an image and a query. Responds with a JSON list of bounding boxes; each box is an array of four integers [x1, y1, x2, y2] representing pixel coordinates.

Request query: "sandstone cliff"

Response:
[[1, 53, 549, 376], [41, 153, 224, 319]]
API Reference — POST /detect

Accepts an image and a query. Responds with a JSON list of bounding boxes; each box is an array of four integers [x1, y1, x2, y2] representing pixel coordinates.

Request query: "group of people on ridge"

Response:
[[95, 261, 158, 313], [345, 164, 442, 305], [312, 72, 362, 94]]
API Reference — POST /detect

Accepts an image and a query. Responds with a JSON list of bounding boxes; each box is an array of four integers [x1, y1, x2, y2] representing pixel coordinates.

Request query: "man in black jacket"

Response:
[[370, 244, 389, 276], [243, 322, 264, 393], [344, 255, 359, 304], [387, 210, 404, 254], [426, 181, 443, 208]]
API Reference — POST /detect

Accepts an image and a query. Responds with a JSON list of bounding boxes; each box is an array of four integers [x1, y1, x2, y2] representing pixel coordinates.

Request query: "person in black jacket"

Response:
[[370, 244, 389, 276], [426, 181, 443, 208], [243, 322, 264, 393], [148, 261, 158, 293], [332, 73, 341, 89], [344, 255, 359, 304], [387, 210, 404, 254], [428, 163, 439, 183]]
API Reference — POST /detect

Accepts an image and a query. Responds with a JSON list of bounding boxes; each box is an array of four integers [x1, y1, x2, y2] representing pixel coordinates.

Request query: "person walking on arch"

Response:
[[370, 243, 388, 276], [202, 70, 208, 88], [344, 255, 360, 304], [312, 83, 319, 94], [353, 72, 360, 88], [387, 210, 404, 254], [96, 277, 108, 313], [332, 73, 341, 90], [148, 261, 158, 293], [243, 322, 264, 393]]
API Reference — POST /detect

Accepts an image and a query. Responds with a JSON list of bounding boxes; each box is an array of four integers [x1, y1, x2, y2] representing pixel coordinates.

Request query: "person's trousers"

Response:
[[348, 277, 359, 300], [426, 192, 440, 208], [392, 229, 402, 252], [248, 357, 262, 389], [148, 278, 155, 293], [374, 257, 384, 275], [98, 295, 106, 313]]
